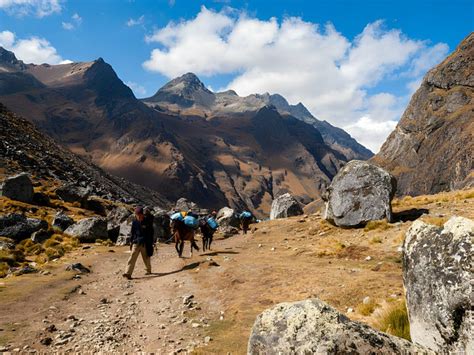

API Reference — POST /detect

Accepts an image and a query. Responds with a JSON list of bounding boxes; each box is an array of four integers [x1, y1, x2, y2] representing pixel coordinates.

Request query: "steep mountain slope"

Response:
[[0, 103, 168, 206], [144, 73, 373, 160], [0, 47, 350, 214], [372, 33, 473, 196]]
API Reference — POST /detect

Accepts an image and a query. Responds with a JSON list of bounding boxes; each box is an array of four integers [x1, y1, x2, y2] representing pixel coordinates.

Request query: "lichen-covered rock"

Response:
[[0, 237, 15, 250], [403, 216, 473, 353], [248, 298, 431, 354], [217, 207, 240, 228], [0, 173, 34, 203], [324, 160, 396, 227], [270, 193, 303, 220], [52, 212, 74, 231], [64, 217, 107, 243], [0, 214, 48, 241]]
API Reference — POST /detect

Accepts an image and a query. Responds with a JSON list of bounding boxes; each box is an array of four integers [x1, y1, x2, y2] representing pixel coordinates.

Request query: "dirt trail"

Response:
[[1, 190, 473, 354]]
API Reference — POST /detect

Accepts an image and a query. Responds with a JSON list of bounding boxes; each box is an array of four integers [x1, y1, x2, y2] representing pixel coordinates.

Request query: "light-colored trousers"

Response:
[[125, 244, 151, 275]]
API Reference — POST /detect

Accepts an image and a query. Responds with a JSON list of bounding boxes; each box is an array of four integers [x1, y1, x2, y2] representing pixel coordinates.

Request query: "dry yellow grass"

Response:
[[364, 220, 391, 232], [372, 300, 411, 340]]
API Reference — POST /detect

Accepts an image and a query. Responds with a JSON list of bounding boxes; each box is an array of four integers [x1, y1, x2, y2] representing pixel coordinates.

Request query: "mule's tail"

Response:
[[191, 240, 200, 251]]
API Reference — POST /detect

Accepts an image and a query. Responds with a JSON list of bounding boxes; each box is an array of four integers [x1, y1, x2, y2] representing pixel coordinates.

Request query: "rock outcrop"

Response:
[[403, 216, 473, 353], [0, 173, 34, 203], [372, 33, 474, 196], [248, 298, 430, 354], [216, 207, 240, 228], [174, 198, 198, 212], [115, 221, 132, 246], [0, 214, 48, 242], [269, 193, 303, 220], [52, 212, 74, 231], [324, 160, 396, 227], [64, 217, 108, 243]]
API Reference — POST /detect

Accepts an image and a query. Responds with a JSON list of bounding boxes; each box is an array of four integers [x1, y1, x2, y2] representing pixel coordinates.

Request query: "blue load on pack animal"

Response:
[[184, 215, 199, 229], [207, 217, 219, 230], [171, 212, 184, 221]]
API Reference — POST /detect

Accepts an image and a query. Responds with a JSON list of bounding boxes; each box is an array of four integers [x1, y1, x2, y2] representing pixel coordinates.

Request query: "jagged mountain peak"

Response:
[[0, 46, 26, 71]]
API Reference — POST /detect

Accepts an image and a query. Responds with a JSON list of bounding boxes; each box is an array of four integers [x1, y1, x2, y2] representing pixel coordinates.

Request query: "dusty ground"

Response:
[[0, 189, 473, 354]]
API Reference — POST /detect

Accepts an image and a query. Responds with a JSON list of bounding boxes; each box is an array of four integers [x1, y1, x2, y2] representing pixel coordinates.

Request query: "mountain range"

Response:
[[0, 47, 370, 214]]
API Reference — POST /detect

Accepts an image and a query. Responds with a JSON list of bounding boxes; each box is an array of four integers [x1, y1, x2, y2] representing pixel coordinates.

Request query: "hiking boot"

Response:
[[145, 271, 152, 275], [122, 273, 132, 280]]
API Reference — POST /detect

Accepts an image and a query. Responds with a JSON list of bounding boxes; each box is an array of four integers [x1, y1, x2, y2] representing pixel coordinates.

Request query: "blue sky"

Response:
[[0, 0, 472, 152]]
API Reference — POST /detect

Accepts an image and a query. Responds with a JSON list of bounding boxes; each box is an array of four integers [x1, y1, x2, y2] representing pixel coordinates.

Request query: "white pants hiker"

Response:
[[125, 244, 151, 276]]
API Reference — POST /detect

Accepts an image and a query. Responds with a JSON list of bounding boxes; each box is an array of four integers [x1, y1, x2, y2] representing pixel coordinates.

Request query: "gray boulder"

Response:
[[52, 212, 74, 231], [403, 216, 473, 353], [64, 217, 107, 243], [220, 225, 240, 237], [31, 229, 53, 243], [324, 160, 396, 227], [106, 206, 132, 243], [115, 221, 132, 246], [217, 207, 240, 228], [248, 298, 430, 354], [55, 183, 90, 203], [175, 197, 198, 212], [0, 173, 34, 203], [0, 214, 48, 242], [270, 193, 303, 220]]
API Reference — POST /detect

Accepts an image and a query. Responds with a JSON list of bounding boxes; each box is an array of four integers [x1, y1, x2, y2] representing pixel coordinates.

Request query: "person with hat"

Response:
[[123, 206, 152, 279]]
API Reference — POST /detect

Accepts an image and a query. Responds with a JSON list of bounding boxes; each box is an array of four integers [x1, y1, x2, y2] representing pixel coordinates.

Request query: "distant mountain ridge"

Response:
[[144, 73, 373, 161], [0, 47, 369, 214]]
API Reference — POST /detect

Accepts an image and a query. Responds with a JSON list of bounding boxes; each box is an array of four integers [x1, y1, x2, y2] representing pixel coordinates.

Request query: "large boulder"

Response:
[[324, 160, 396, 227], [115, 221, 132, 246], [64, 217, 107, 243], [52, 212, 74, 231], [55, 183, 90, 204], [175, 197, 198, 212], [153, 210, 172, 242], [403, 216, 473, 353], [0, 173, 34, 203], [217, 207, 240, 228], [248, 298, 430, 354], [270, 193, 303, 220], [0, 214, 48, 242], [107, 206, 132, 243]]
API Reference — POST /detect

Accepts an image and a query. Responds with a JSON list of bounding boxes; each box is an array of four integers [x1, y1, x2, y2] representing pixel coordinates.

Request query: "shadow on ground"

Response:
[[393, 208, 429, 222]]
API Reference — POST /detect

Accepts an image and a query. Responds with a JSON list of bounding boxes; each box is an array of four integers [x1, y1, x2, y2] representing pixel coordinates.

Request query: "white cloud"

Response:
[[0, 0, 62, 17], [62, 12, 82, 30], [126, 15, 144, 27], [126, 81, 147, 97], [344, 116, 398, 153], [143, 7, 449, 153], [0, 30, 69, 64]]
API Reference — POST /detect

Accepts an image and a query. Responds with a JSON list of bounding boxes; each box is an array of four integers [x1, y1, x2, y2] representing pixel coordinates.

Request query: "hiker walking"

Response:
[[240, 210, 253, 235], [123, 206, 153, 279]]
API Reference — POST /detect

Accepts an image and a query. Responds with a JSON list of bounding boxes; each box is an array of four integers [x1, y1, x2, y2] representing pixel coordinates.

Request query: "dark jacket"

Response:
[[131, 218, 154, 254], [143, 214, 155, 256]]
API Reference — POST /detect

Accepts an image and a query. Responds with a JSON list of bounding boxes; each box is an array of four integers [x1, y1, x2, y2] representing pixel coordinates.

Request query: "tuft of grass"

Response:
[[0, 262, 9, 278], [356, 299, 378, 316], [420, 216, 447, 227], [373, 300, 411, 340], [364, 220, 391, 232], [370, 236, 383, 244]]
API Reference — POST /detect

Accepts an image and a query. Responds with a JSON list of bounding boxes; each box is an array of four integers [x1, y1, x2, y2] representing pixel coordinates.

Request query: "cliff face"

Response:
[[372, 33, 474, 196]]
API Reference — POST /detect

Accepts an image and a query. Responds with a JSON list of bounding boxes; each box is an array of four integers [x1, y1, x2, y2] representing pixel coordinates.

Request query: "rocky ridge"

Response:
[[373, 32, 474, 196]]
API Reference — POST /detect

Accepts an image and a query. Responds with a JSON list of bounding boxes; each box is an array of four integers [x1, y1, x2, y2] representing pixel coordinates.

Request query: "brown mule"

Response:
[[172, 220, 200, 257]]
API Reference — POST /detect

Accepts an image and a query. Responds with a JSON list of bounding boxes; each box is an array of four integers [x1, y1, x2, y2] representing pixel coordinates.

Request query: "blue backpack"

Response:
[[184, 215, 199, 229], [207, 217, 219, 230]]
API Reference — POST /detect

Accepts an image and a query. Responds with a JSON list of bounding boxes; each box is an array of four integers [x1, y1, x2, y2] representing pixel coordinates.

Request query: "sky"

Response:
[[0, 0, 472, 153]]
